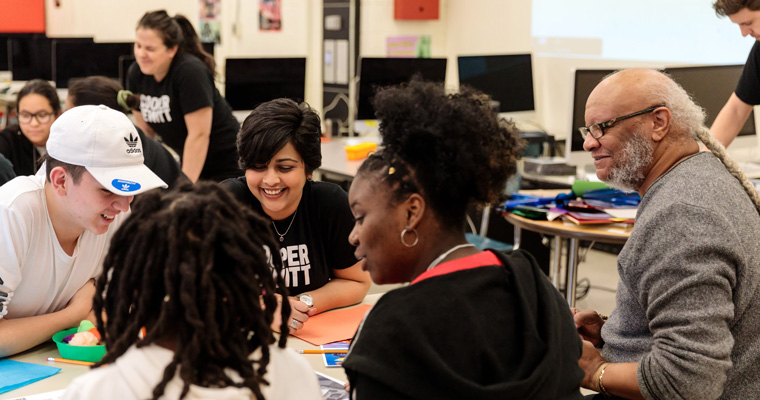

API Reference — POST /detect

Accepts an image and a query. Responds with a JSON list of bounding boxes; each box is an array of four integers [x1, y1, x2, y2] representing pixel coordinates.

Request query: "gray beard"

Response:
[[604, 130, 652, 192]]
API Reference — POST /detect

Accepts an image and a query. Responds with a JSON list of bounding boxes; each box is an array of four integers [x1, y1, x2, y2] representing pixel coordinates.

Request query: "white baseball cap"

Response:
[[46, 105, 168, 195]]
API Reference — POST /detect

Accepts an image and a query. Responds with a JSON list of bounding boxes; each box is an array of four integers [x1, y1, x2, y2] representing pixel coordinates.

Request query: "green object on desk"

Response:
[[511, 205, 548, 220], [0, 359, 61, 394], [571, 180, 610, 196]]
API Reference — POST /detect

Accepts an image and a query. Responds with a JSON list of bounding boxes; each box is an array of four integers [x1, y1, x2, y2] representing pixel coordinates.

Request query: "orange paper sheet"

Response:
[[292, 304, 372, 346]]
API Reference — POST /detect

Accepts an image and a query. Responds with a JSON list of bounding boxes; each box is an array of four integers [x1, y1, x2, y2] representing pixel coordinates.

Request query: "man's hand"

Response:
[[65, 279, 95, 321], [571, 307, 605, 347]]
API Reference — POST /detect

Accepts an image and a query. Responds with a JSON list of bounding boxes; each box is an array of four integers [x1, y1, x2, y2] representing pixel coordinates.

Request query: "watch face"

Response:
[[299, 294, 314, 307]]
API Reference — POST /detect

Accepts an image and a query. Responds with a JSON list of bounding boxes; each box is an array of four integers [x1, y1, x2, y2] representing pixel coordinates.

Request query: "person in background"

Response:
[[711, 0, 760, 147], [0, 79, 61, 176], [127, 9, 240, 182], [575, 68, 760, 399], [341, 79, 583, 399], [62, 182, 322, 400], [222, 98, 370, 333], [0, 105, 167, 358], [66, 76, 188, 188]]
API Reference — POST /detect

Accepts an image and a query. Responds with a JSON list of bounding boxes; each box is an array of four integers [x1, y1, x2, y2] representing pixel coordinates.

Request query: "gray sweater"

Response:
[[601, 152, 760, 400]]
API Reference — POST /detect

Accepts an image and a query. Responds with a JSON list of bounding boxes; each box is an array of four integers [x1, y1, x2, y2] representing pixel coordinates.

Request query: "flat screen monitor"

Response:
[[356, 57, 447, 120], [0, 36, 9, 71], [9, 35, 53, 81], [566, 69, 615, 168], [119, 55, 135, 89], [457, 54, 534, 113], [53, 40, 132, 88], [224, 57, 306, 111], [664, 65, 755, 137]]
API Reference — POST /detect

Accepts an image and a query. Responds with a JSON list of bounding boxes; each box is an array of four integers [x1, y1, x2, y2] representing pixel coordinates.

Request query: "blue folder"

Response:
[[0, 359, 61, 394]]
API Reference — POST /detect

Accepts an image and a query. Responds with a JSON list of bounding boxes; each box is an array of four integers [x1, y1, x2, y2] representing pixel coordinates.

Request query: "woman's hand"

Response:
[[269, 293, 317, 333], [579, 340, 607, 391]]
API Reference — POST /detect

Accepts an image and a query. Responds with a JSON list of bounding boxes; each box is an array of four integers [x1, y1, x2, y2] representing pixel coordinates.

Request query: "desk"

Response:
[[317, 137, 380, 181], [0, 294, 383, 399], [505, 210, 631, 308]]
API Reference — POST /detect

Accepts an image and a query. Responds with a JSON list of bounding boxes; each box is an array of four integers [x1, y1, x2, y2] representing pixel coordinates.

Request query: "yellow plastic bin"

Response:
[[345, 142, 378, 161]]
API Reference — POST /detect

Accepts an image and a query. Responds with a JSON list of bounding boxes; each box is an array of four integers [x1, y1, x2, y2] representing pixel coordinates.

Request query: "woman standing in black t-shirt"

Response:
[[127, 10, 240, 182], [222, 98, 371, 333]]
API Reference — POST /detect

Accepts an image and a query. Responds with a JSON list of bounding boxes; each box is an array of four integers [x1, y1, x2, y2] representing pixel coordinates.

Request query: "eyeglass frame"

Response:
[[578, 103, 666, 140], [18, 111, 55, 125]]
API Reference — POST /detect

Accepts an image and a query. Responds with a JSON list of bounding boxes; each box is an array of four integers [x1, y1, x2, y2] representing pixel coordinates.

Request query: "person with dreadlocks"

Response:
[[572, 68, 760, 399], [340, 79, 584, 399], [62, 182, 322, 400], [222, 98, 370, 333]]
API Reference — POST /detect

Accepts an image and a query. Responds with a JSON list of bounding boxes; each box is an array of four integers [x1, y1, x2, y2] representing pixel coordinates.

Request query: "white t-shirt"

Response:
[[0, 175, 128, 319], [62, 344, 323, 400]]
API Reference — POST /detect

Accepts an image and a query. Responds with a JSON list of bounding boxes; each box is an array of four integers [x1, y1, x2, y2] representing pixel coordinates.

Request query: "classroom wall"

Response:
[[41, 1, 749, 144], [43, 0, 324, 111]]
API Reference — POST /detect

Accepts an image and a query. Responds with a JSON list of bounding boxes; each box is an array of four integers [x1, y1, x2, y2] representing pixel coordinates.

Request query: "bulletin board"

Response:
[[0, 0, 45, 33]]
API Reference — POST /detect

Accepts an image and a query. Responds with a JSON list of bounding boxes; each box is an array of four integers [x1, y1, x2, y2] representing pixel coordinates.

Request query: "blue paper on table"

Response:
[[0, 359, 61, 394]]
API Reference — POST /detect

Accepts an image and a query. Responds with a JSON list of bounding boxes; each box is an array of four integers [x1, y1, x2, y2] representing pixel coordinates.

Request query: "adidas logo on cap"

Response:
[[124, 133, 142, 154]]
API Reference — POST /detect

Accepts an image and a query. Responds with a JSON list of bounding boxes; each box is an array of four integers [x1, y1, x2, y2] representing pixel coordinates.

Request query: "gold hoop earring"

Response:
[[400, 228, 419, 247]]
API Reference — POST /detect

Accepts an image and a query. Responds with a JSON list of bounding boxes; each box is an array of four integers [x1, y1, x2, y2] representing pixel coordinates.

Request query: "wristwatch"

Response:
[[298, 293, 314, 308]]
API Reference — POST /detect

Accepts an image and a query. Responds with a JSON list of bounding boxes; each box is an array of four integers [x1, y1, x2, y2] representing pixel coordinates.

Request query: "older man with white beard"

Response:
[[572, 68, 760, 400]]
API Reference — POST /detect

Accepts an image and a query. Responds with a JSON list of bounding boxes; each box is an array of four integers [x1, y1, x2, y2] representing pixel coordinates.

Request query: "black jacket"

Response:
[[0, 125, 42, 176], [343, 249, 584, 400]]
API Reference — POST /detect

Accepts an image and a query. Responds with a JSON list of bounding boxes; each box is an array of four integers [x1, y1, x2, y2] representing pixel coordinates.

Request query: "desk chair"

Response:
[[466, 205, 513, 252]]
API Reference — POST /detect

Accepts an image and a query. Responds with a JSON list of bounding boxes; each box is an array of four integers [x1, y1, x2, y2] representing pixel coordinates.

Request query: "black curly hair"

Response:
[[92, 182, 291, 400], [357, 78, 523, 229]]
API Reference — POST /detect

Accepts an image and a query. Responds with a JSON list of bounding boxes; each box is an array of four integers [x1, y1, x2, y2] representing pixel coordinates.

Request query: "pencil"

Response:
[[46, 357, 95, 366], [296, 349, 348, 354]]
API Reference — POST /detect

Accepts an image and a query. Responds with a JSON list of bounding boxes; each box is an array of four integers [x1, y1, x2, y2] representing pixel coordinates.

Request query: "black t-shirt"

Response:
[[127, 53, 241, 181], [222, 178, 359, 295], [736, 41, 760, 105]]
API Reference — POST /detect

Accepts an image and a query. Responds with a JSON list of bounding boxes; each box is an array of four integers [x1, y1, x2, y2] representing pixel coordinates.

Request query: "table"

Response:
[[0, 294, 383, 399], [504, 209, 632, 308], [316, 136, 380, 181]]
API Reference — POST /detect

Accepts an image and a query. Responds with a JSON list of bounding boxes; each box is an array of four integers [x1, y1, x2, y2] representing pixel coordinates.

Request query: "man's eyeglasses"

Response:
[[579, 104, 666, 140], [18, 111, 54, 125]]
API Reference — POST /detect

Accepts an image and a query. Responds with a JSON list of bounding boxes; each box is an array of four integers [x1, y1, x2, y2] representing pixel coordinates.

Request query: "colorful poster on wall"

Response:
[[386, 35, 431, 58], [199, 0, 221, 44], [259, 0, 282, 31]]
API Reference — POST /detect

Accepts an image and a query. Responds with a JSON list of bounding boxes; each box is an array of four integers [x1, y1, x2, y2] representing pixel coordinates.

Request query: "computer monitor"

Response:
[[664, 64, 758, 160], [356, 57, 447, 121], [224, 57, 306, 111], [8, 35, 53, 81], [53, 39, 132, 88], [457, 54, 535, 113], [566, 69, 615, 169], [119, 55, 135, 89], [0, 36, 9, 71]]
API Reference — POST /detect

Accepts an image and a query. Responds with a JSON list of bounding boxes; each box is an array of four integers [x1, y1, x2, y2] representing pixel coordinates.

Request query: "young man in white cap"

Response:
[[0, 104, 167, 357]]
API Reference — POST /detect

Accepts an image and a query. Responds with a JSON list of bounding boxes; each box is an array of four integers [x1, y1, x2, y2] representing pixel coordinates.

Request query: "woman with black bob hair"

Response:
[[222, 98, 370, 333], [341, 79, 584, 399]]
